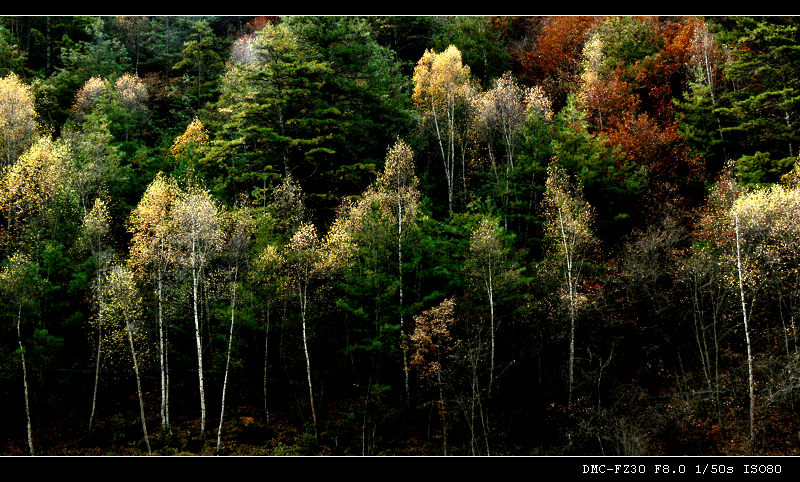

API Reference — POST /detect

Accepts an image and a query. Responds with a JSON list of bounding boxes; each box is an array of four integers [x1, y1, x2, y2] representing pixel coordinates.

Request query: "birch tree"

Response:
[[705, 173, 800, 443], [543, 161, 596, 406], [375, 139, 420, 398], [0, 252, 44, 455], [473, 73, 546, 223], [129, 173, 181, 432], [286, 221, 321, 436], [466, 216, 518, 399], [251, 243, 286, 424], [171, 183, 223, 437], [412, 45, 473, 215], [97, 264, 151, 454], [77, 197, 114, 432], [0, 72, 39, 169], [216, 206, 254, 452]]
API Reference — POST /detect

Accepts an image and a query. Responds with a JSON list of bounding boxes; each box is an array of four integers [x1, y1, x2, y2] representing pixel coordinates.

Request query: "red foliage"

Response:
[[245, 16, 280, 33], [577, 76, 640, 133], [516, 16, 603, 104]]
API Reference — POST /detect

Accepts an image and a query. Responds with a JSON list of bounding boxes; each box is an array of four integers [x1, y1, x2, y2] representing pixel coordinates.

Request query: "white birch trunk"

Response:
[[300, 284, 317, 434], [89, 325, 102, 432], [217, 267, 237, 452], [125, 314, 151, 454], [192, 236, 206, 436], [558, 207, 577, 406], [17, 306, 33, 455], [398, 200, 409, 398], [734, 213, 755, 442]]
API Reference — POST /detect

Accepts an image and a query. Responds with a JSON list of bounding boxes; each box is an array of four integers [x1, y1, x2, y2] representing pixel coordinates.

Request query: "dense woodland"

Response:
[[1, 15, 800, 456]]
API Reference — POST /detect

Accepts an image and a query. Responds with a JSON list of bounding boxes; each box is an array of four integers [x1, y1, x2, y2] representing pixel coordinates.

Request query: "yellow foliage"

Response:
[[170, 117, 209, 159], [0, 73, 39, 167], [0, 137, 74, 223]]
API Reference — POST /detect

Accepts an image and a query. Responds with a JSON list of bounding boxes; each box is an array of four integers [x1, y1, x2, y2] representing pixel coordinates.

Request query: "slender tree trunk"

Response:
[[487, 267, 495, 399], [217, 268, 237, 452], [17, 306, 33, 455], [300, 285, 317, 435], [158, 271, 167, 431], [89, 324, 102, 432], [165, 325, 170, 433], [192, 239, 206, 436], [734, 213, 755, 443], [264, 299, 271, 424], [398, 201, 409, 399], [125, 315, 151, 455], [431, 101, 453, 215], [437, 368, 447, 455], [558, 207, 577, 406]]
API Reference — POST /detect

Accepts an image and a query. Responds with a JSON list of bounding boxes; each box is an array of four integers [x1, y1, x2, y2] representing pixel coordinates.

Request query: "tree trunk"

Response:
[[89, 325, 102, 432], [264, 299, 271, 424], [487, 267, 495, 399], [17, 306, 33, 455], [300, 285, 317, 435], [158, 271, 167, 431], [216, 267, 237, 452], [437, 368, 447, 455], [558, 207, 577, 406], [398, 201, 410, 399], [192, 239, 206, 436], [734, 213, 755, 443], [125, 315, 151, 455]]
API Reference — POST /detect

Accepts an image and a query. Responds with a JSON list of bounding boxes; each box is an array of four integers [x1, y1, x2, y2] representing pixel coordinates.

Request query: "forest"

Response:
[[1, 15, 800, 456]]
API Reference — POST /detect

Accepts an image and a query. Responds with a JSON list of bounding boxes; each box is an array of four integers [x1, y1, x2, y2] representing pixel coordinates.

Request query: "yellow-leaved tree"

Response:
[[129, 173, 182, 432], [543, 161, 596, 407], [0, 73, 39, 169], [412, 45, 474, 215]]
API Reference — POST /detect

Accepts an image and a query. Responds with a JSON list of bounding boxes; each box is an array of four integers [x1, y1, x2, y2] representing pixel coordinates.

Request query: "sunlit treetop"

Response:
[[0, 72, 39, 168], [0, 137, 74, 223], [170, 117, 209, 159], [412, 44, 473, 114], [114, 73, 148, 112], [72, 76, 111, 118]]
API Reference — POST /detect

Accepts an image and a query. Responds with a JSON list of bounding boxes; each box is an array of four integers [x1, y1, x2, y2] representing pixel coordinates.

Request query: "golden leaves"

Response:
[[408, 298, 457, 380], [0, 72, 39, 167], [412, 45, 472, 114], [128, 173, 181, 274], [0, 137, 74, 222], [543, 161, 595, 251], [170, 117, 209, 159]]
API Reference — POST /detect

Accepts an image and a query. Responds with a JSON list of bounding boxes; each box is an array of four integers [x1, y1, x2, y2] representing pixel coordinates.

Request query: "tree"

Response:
[[0, 252, 44, 455], [407, 297, 457, 455], [76, 197, 114, 432], [250, 242, 286, 424], [412, 45, 474, 215], [216, 205, 254, 452], [716, 17, 800, 185], [97, 264, 151, 454], [703, 171, 800, 444], [375, 139, 420, 398], [465, 216, 519, 399], [128, 173, 181, 432], [0, 137, 74, 244], [171, 183, 223, 437], [543, 162, 596, 406], [473, 72, 547, 224], [286, 221, 322, 436], [173, 19, 224, 108], [205, 22, 335, 203], [0, 72, 39, 169]]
